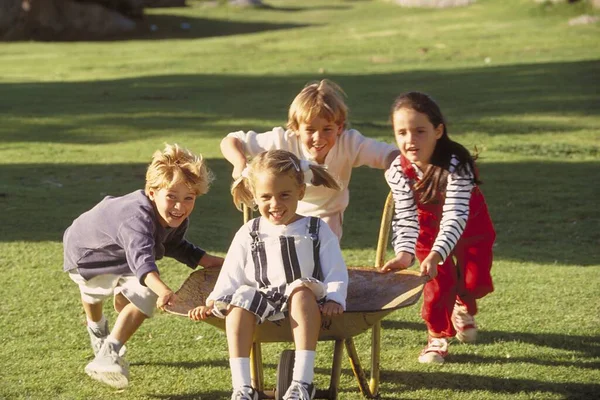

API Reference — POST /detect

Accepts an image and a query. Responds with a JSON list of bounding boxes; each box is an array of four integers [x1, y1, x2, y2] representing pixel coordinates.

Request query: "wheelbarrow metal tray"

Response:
[[166, 267, 425, 342]]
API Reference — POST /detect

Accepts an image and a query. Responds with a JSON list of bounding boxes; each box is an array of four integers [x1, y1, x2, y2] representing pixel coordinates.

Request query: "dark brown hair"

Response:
[[390, 92, 479, 204]]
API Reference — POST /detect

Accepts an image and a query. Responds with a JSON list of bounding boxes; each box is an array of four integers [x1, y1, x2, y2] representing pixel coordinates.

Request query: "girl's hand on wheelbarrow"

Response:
[[188, 305, 213, 321], [380, 252, 414, 273], [419, 252, 442, 280], [320, 300, 344, 317]]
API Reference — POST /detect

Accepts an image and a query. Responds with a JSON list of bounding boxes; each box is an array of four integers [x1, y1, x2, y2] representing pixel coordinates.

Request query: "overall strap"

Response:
[[249, 217, 270, 288], [250, 217, 261, 243], [308, 217, 323, 281], [280, 236, 302, 284]]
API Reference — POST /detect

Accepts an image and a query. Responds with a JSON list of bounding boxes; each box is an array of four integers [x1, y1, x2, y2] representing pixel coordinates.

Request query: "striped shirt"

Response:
[[385, 155, 475, 261]]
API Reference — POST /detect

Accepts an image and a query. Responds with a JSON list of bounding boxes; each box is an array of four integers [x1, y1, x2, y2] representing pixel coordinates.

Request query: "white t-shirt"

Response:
[[207, 216, 348, 309], [228, 127, 397, 217]]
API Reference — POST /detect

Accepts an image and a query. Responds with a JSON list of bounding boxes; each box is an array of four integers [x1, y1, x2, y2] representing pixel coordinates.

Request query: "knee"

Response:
[[113, 293, 130, 313], [288, 287, 319, 318], [289, 286, 317, 304]]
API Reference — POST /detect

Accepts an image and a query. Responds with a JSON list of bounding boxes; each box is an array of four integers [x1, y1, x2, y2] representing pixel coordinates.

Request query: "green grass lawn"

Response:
[[1, 0, 599, 399]]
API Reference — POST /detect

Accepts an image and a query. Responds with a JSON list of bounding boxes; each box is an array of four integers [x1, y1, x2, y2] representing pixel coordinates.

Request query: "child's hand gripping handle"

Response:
[[419, 251, 442, 280], [380, 251, 415, 273], [157, 290, 178, 311], [188, 301, 215, 321]]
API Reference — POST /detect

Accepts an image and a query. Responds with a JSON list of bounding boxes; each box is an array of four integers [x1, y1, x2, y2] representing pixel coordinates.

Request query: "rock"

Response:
[[569, 14, 599, 25], [0, 1, 24, 39], [0, 1, 21, 31], [84, 0, 145, 18], [0, 0, 139, 41], [64, 1, 137, 35], [143, 0, 186, 7], [393, 0, 475, 7]]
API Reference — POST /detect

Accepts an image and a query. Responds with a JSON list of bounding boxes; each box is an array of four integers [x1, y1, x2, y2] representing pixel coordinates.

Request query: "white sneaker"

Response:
[[418, 337, 448, 365], [452, 302, 477, 343], [84, 341, 129, 389], [87, 320, 109, 356], [87, 321, 126, 357], [283, 380, 316, 400], [231, 385, 258, 400]]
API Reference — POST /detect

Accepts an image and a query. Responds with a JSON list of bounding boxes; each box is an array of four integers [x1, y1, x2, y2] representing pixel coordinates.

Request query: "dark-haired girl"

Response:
[[381, 92, 496, 364]]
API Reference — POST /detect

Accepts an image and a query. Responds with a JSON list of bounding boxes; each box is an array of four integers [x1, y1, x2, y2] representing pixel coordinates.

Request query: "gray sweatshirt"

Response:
[[63, 190, 205, 285]]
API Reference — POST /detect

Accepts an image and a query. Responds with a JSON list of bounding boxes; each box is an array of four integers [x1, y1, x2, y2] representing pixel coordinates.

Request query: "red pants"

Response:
[[416, 189, 496, 337]]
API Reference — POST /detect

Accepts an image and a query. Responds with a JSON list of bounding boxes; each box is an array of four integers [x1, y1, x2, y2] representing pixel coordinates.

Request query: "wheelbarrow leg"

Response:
[[327, 340, 344, 400], [250, 342, 264, 392], [344, 322, 381, 399], [369, 321, 381, 396]]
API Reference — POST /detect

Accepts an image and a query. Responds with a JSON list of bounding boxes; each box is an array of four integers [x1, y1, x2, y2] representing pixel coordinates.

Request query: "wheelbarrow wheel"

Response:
[[275, 349, 295, 400]]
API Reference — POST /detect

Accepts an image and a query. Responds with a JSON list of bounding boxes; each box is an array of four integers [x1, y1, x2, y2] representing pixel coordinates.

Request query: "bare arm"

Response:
[[198, 253, 224, 268], [144, 271, 176, 310], [220, 136, 248, 178]]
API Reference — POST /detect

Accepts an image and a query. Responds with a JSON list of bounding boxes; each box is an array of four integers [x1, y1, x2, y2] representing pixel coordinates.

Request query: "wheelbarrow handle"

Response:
[[375, 192, 394, 270]]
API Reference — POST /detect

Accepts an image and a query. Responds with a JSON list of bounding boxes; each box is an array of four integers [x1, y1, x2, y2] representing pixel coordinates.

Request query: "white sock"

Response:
[[292, 350, 316, 384], [105, 335, 123, 354], [87, 315, 107, 334], [230, 357, 251, 389]]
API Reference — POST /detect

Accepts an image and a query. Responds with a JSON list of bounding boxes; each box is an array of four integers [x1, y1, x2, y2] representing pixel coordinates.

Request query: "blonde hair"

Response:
[[231, 150, 341, 211], [145, 143, 214, 196], [287, 79, 348, 132]]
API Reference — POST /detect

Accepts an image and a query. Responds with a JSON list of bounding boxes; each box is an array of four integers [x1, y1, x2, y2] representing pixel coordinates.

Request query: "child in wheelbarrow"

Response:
[[189, 150, 349, 400], [220, 79, 399, 240], [381, 92, 496, 364], [63, 144, 224, 388]]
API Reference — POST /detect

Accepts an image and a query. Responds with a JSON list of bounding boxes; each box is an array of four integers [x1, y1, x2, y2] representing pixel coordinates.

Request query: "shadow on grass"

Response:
[[382, 320, 600, 361], [450, 353, 600, 370], [257, 4, 352, 12], [381, 320, 423, 331], [23, 13, 310, 42], [344, 161, 600, 267], [1, 160, 598, 266], [128, 14, 310, 41], [132, 359, 229, 369], [148, 390, 229, 400], [379, 370, 600, 399], [1, 60, 598, 144], [0, 159, 241, 251]]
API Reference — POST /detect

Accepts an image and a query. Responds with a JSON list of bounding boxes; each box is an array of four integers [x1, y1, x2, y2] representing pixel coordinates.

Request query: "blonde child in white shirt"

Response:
[[220, 79, 399, 240], [189, 150, 348, 400]]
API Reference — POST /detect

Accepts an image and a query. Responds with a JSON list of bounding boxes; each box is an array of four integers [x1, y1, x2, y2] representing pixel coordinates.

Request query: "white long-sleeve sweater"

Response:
[[228, 127, 397, 218]]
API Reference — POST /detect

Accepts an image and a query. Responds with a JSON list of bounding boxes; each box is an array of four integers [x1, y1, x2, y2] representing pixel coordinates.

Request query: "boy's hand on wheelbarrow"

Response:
[[420, 252, 442, 280], [380, 252, 414, 273], [320, 300, 344, 317], [188, 303, 214, 321], [157, 290, 178, 311]]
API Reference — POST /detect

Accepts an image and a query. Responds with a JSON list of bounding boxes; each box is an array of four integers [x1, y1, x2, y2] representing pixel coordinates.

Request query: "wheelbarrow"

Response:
[[165, 193, 426, 399]]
